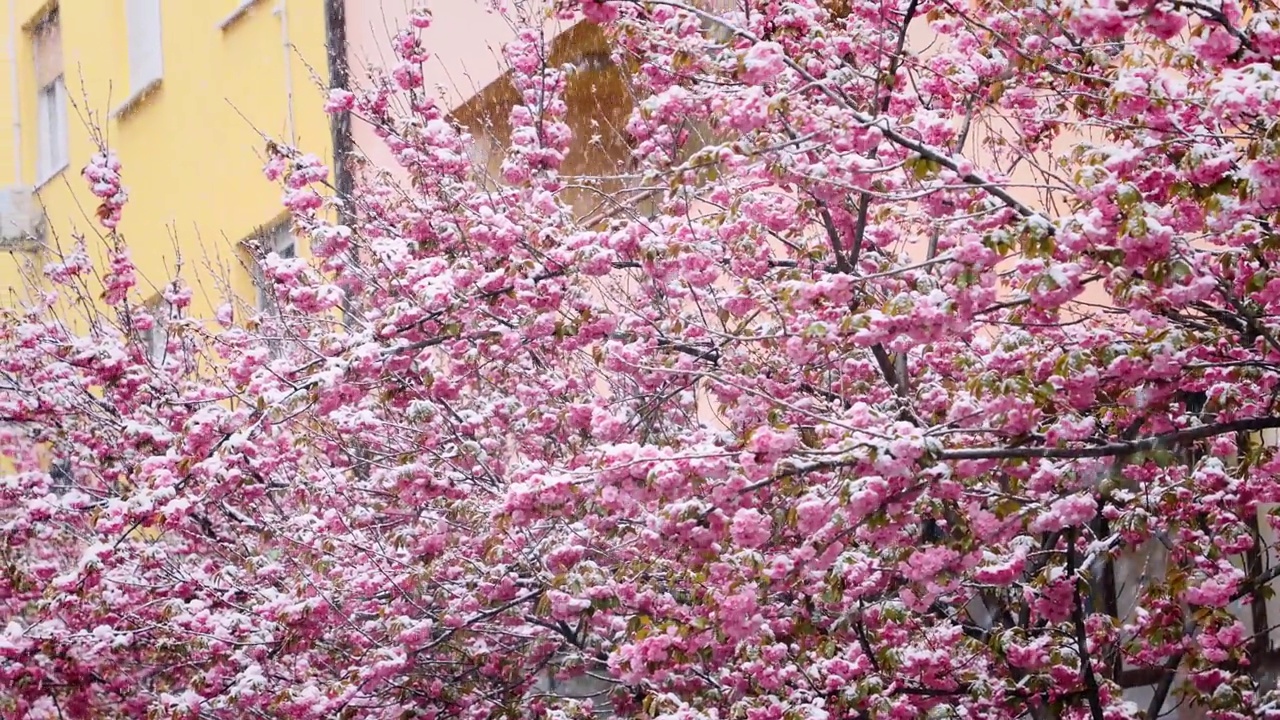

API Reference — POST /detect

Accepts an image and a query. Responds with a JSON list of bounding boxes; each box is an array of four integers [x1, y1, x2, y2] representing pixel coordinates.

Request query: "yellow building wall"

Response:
[[0, 0, 330, 315]]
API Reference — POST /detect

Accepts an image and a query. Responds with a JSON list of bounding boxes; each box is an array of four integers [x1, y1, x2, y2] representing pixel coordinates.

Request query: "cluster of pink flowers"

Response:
[[4, 0, 1280, 717], [81, 152, 127, 228]]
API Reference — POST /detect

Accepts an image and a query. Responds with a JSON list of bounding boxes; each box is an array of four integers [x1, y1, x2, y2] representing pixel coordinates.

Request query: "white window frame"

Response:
[[49, 457, 73, 495], [36, 77, 68, 184], [466, 132, 496, 185], [140, 294, 172, 364], [252, 224, 296, 314], [32, 8, 67, 184], [120, 0, 163, 111]]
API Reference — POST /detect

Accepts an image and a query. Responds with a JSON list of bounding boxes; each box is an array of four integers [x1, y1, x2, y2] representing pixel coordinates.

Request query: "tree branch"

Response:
[[1067, 530, 1106, 720], [655, 0, 1051, 226], [936, 415, 1280, 461], [849, 0, 918, 268]]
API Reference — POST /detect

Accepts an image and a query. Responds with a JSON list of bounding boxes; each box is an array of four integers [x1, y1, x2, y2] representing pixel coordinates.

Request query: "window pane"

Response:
[[271, 224, 296, 259], [146, 296, 171, 362], [49, 459, 72, 494], [52, 78, 67, 171], [36, 84, 54, 181], [126, 0, 164, 90], [250, 225, 296, 312]]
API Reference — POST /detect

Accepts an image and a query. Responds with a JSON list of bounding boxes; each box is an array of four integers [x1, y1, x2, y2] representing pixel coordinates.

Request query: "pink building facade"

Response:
[[340, 1, 640, 223]]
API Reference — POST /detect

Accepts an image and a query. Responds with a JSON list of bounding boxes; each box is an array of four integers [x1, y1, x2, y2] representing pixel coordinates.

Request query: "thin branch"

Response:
[[936, 415, 1280, 461]]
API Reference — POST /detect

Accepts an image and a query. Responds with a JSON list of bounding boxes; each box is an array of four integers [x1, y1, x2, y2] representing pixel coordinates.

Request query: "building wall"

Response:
[[0, 0, 331, 316], [344, 0, 579, 188]]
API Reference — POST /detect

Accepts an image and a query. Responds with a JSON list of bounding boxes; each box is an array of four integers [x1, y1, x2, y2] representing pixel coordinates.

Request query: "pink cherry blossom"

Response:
[[731, 508, 772, 549], [741, 42, 786, 85], [3, 1, 1280, 717]]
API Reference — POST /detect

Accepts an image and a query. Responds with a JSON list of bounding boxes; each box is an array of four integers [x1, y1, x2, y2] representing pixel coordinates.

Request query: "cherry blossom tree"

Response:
[[5, 0, 1280, 717]]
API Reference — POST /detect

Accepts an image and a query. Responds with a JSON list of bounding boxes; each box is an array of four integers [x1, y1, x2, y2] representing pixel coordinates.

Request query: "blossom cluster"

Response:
[[4, 0, 1280, 718]]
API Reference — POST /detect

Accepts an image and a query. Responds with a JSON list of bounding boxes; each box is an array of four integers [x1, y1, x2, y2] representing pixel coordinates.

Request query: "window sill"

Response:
[[35, 163, 69, 191], [0, 237, 41, 253], [112, 78, 163, 120], [219, 0, 264, 31]]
